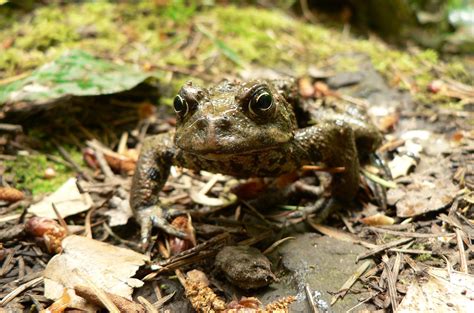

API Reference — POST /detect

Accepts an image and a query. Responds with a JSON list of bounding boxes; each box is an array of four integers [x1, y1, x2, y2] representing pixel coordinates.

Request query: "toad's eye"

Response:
[[249, 89, 273, 115], [173, 95, 188, 116]]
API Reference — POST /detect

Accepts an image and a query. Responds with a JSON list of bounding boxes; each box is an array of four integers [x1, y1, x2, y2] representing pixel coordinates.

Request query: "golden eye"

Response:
[[173, 95, 188, 116], [249, 90, 273, 115]]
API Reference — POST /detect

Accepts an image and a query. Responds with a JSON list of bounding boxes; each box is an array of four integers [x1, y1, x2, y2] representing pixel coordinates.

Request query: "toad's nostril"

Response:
[[215, 116, 232, 130], [196, 118, 208, 130]]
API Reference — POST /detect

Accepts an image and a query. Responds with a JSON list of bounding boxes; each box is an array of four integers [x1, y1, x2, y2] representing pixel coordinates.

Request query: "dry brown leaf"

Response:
[[388, 155, 417, 179], [28, 178, 93, 219], [389, 175, 458, 218], [360, 213, 395, 226], [298, 77, 315, 98], [398, 267, 474, 312], [169, 215, 196, 255], [0, 186, 24, 203], [44, 235, 148, 310], [25, 217, 67, 254]]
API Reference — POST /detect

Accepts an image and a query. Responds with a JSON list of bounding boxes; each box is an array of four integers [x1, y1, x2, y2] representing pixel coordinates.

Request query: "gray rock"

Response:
[[257, 233, 372, 313], [215, 245, 276, 289]]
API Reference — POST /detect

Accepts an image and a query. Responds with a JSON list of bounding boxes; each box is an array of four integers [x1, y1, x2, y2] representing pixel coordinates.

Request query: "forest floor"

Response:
[[0, 2, 472, 312]]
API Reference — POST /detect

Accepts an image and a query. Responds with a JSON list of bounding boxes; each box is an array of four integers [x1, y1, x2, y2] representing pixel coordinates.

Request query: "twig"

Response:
[[0, 123, 23, 133], [87, 140, 114, 179], [75, 285, 143, 313], [148, 232, 230, 273], [367, 226, 455, 238], [237, 230, 273, 246], [331, 260, 371, 305], [301, 165, 346, 173], [263, 237, 296, 255], [0, 276, 43, 306], [308, 222, 376, 249], [75, 271, 120, 313], [152, 291, 175, 309], [361, 169, 397, 189], [199, 174, 223, 195], [55, 144, 94, 182], [241, 200, 273, 227], [0, 250, 14, 276], [346, 292, 380, 312], [137, 296, 158, 313], [388, 248, 436, 255], [357, 238, 413, 261], [51, 203, 70, 235], [384, 253, 402, 311], [455, 228, 468, 273], [305, 284, 319, 313]]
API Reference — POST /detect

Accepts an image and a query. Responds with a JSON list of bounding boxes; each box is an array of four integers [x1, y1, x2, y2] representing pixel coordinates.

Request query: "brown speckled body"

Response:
[[130, 79, 382, 241]]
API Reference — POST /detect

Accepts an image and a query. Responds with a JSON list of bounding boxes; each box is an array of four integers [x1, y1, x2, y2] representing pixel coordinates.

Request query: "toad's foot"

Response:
[[135, 205, 188, 248], [368, 153, 391, 210], [306, 197, 344, 223]]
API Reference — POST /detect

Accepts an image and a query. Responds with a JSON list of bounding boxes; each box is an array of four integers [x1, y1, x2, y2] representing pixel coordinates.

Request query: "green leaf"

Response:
[[0, 50, 162, 107]]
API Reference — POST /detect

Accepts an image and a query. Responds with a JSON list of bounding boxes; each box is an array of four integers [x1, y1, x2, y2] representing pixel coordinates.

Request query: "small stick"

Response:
[[0, 250, 14, 276], [75, 285, 143, 313], [367, 226, 455, 238], [331, 260, 371, 305], [305, 284, 319, 313], [75, 271, 120, 313], [0, 123, 23, 133], [55, 144, 94, 182], [0, 276, 43, 306], [18, 257, 25, 280], [263, 237, 296, 255], [199, 174, 222, 195], [241, 200, 273, 227], [87, 140, 114, 179], [357, 237, 413, 261], [152, 291, 175, 309], [385, 253, 402, 311], [117, 132, 128, 155], [455, 228, 468, 273], [137, 296, 158, 313], [388, 248, 436, 255], [301, 165, 345, 173], [361, 169, 397, 189], [51, 203, 70, 235]]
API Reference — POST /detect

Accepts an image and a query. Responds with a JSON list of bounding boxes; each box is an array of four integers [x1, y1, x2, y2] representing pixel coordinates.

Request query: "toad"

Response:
[[130, 79, 382, 245]]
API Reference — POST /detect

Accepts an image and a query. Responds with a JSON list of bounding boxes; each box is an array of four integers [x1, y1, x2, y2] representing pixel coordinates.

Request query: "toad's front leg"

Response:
[[130, 132, 187, 247], [294, 121, 359, 220]]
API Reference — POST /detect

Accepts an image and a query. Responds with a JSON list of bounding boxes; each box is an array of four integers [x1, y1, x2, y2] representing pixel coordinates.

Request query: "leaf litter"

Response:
[[0, 3, 472, 313]]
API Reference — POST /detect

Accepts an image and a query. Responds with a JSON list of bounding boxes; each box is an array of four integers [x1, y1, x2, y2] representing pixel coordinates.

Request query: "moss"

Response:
[[5, 148, 82, 195], [1, 2, 470, 100], [415, 253, 434, 262]]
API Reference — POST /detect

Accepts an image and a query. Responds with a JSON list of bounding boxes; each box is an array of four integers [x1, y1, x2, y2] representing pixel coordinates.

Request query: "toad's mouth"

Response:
[[186, 146, 279, 160]]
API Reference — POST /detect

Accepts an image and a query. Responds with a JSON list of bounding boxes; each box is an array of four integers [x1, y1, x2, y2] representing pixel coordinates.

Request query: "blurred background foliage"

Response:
[[1, 0, 472, 54], [0, 0, 471, 101]]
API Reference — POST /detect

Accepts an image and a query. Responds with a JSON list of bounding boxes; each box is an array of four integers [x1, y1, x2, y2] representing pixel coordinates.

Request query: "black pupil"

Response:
[[254, 92, 272, 110], [174, 96, 185, 113]]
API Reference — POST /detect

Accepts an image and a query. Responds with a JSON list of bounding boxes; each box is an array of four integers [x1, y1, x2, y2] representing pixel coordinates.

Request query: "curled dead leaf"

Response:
[[314, 81, 331, 98], [103, 152, 136, 175], [185, 270, 226, 312], [298, 77, 315, 98], [360, 213, 395, 226], [25, 217, 67, 254], [169, 215, 196, 255], [0, 186, 24, 203]]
